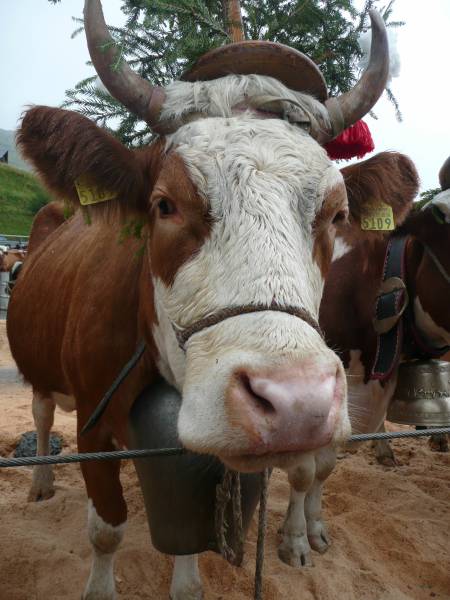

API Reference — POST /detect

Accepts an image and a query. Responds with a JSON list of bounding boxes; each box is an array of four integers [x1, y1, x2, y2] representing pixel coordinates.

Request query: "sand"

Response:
[[0, 320, 449, 600]]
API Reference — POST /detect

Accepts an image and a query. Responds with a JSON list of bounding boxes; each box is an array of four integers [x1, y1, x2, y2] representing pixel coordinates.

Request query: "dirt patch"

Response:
[[0, 320, 449, 599]]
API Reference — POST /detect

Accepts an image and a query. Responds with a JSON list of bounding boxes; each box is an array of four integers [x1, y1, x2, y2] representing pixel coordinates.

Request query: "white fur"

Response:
[[414, 296, 450, 346], [170, 555, 203, 600], [84, 500, 125, 600], [161, 74, 331, 132], [51, 391, 76, 412], [279, 446, 336, 567], [151, 115, 349, 459], [346, 350, 397, 435], [429, 189, 450, 223], [332, 236, 352, 262], [28, 391, 56, 502]]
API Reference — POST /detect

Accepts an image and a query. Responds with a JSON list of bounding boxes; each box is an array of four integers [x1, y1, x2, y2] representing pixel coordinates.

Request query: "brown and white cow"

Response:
[[7, 1, 393, 598], [276, 150, 421, 568], [319, 154, 450, 465], [0, 249, 26, 272]]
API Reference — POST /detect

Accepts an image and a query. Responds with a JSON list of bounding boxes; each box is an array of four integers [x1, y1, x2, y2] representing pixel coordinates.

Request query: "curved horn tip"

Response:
[[322, 8, 389, 142], [83, 0, 165, 130], [439, 156, 450, 191]]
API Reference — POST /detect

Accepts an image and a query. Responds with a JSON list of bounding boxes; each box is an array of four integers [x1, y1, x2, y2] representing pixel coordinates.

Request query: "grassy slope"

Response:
[[0, 129, 31, 172], [0, 163, 50, 235]]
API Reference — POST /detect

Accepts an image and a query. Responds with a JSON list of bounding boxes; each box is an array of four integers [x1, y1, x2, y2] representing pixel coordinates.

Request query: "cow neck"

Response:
[[403, 237, 450, 360], [370, 235, 450, 382], [172, 303, 323, 352]]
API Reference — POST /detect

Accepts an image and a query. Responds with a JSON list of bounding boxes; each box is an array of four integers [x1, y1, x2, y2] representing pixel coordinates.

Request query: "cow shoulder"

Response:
[[27, 201, 66, 255]]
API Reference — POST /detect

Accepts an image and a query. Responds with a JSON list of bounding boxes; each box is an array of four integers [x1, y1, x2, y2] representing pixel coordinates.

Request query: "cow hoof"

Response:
[[278, 532, 313, 567], [429, 435, 449, 453], [376, 455, 397, 468], [169, 584, 204, 600], [307, 521, 330, 554], [28, 466, 55, 502]]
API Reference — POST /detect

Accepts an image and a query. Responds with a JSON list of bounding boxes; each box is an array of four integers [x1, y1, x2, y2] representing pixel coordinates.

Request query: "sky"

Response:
[[1, 0, 449, 192]]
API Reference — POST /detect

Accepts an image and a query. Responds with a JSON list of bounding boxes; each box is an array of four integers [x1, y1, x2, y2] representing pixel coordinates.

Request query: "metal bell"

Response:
[[128, 379, 262, 556], [387, 360, 450, 426]]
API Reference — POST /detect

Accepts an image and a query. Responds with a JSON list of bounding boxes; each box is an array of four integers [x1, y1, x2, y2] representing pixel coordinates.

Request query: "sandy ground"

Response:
[[0, 320, 449, 600]]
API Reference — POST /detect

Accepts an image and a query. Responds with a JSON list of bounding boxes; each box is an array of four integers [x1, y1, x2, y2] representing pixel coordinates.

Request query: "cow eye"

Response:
[[157, 197, 176, 217], [332, 208, 348, 225]]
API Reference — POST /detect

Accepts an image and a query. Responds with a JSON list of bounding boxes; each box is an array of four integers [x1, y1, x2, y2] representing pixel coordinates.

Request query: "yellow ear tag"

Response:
[[75, 176, 117, 206], [361, 201, 395, 231]]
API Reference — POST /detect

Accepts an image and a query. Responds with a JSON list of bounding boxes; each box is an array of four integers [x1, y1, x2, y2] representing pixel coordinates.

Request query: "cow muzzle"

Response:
[[220, 357, 348, 471]]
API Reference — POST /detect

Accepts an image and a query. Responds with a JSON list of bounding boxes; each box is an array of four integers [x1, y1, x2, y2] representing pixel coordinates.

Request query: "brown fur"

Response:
[[320, 205, 450, 381], [8, 106, 210, 527], [148, 153, 212, 286], [27, 201, 66, 255], [17, 107, 163, 220], [340, 151, 419, 247], [313, 182, 348, 277], [0, 250, 26, 272]]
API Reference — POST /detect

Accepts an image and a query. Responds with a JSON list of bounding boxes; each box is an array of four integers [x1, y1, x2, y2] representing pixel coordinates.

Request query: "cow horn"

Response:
[[84, 0, 166, 131], [321, 10, 389, 143]]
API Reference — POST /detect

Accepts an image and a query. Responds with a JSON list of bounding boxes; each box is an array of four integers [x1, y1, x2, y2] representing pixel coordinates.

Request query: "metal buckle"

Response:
[[373, 276, 409, 335]]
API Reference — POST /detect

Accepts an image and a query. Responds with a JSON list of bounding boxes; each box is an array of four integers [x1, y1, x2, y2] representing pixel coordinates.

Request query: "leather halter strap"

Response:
[[370, 235, 450, 382], [172, 303, 322, 352], [422, 243, 450, 285]]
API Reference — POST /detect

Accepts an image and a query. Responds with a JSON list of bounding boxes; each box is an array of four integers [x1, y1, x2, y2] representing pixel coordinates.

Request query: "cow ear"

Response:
[[17, 106, 159, 218], [340, 152, 419, 237]]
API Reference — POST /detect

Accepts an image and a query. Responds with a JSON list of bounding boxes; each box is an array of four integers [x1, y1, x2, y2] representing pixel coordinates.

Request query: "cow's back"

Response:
[[27, 201, 66, 255], [7, 213, 149, 401]]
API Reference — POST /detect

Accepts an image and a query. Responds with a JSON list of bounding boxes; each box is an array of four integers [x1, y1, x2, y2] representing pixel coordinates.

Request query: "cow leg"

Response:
[[170, 555, 203, 600], [28, 390, 56, 502], [304, 446, 336, 554], [374, 423, 397, 467], [278, 453, 315, 567], [429, 432, 448, 452], [80, 435, 126, 600]]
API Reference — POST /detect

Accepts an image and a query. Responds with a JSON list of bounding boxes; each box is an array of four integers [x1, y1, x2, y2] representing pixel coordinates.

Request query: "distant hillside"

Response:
[[0, 163, 50, 235], [0, 129, 31, 172]]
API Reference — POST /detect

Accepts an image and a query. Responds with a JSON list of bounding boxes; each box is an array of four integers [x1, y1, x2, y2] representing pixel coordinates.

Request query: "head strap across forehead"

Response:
[[172, 303, 323, 352]]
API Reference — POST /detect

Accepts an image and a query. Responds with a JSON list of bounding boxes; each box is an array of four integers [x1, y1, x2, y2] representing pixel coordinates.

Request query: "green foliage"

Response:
[[412, 187, 441, 211], [63, 0, 402, 145], [0, 164, 51, 235]]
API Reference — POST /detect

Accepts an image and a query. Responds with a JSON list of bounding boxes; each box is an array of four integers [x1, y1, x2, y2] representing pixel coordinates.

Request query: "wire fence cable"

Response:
[[1, 427, 449, 469]]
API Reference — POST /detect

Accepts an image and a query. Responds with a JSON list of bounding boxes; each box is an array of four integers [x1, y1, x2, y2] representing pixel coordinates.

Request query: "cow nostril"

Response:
[[239, 373, 276, 415]]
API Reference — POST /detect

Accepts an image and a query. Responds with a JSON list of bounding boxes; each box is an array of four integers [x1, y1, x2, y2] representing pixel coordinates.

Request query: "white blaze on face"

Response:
[[332, 236, 352, 262], [151, 114, 349, 460]]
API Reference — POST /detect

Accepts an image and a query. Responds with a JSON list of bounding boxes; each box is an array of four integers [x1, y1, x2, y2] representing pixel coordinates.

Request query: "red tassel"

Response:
[[324, 120, 374, 160]]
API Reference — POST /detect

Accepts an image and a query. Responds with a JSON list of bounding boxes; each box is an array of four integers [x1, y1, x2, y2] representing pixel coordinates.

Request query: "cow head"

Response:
[[18, 0, 391, 472]]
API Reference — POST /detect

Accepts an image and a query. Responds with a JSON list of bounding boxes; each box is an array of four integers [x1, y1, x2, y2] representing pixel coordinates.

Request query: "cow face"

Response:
[[19, 96, 350, 472], [147, 113, 350, 472]]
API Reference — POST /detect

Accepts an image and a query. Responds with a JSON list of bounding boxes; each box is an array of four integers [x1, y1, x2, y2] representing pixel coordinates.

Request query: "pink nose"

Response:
[[227, 361, 344, 454]]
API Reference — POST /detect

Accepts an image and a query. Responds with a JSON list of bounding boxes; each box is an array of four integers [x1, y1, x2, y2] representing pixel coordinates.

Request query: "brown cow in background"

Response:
[[320, 155, 450, 462]]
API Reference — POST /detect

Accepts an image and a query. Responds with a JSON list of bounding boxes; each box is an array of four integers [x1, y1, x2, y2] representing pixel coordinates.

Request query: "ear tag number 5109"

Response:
[[361, 202, 395, 231]]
